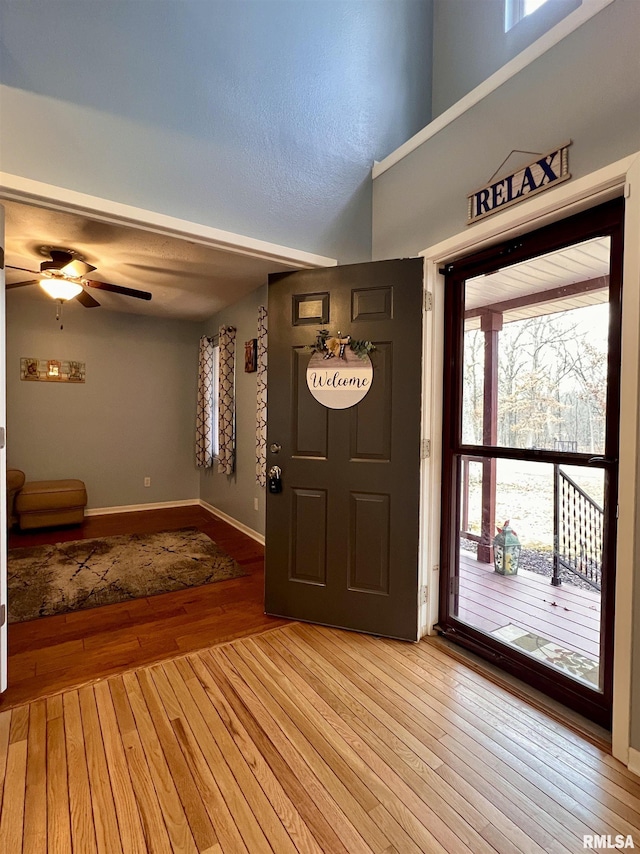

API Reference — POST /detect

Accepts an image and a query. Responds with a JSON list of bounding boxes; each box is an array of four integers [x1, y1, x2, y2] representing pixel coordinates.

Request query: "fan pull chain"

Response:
[[56, 299, 64, 330]]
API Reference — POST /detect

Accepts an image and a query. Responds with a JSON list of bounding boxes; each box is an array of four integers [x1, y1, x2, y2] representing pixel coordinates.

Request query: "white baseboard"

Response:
[[85, 499, 199, 516], [84, 498, 265, 546], [628, 747, 640, 778], [198, 500, 265, 546]]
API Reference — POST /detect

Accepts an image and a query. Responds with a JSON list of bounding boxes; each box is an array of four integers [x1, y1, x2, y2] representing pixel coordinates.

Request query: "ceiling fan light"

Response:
[[39, 278, 84, 301]]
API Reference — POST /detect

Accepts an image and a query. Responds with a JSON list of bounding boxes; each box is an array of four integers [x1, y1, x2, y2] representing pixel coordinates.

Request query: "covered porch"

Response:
[[458, 549, 601, 686]]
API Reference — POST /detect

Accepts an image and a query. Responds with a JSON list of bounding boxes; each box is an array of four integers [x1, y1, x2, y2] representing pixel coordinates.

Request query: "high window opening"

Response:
[[505, 0, 551, 31]]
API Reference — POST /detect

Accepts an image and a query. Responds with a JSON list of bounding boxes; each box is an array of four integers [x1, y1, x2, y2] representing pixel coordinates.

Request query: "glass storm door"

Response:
[[439, 200, 624, 727]]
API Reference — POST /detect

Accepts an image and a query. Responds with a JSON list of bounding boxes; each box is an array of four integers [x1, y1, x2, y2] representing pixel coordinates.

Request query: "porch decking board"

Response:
[[458, 552, 601, 661]]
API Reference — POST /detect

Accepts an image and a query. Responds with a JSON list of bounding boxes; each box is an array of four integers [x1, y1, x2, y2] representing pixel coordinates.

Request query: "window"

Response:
[[505, 0, 550, 31]]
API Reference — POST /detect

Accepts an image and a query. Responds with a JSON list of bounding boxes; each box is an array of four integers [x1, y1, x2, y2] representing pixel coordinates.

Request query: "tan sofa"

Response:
[[6, 469, 26, 529], [15, 479, 87, 530]]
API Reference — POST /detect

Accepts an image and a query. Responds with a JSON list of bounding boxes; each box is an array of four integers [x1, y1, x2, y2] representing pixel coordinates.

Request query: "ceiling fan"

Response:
[[6, 247, 152, 308]]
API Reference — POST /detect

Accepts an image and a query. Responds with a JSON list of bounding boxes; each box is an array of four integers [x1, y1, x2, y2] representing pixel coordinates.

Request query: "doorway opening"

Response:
[[438, 199, 624, 727]]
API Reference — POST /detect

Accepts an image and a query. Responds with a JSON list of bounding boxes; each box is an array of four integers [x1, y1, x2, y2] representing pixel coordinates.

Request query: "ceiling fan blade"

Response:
[[7, 265, 39, 275], [85, 280, 152, 301], [76, 289, 101, 308], [61, 259, 97, 278], [6, 280, 39, 290]]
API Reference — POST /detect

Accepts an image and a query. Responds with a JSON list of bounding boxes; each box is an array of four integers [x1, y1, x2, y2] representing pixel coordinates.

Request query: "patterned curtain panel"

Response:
[[217, 325, 236, 475], [195, 336, 215, 468], [256, 306, 268, 486]]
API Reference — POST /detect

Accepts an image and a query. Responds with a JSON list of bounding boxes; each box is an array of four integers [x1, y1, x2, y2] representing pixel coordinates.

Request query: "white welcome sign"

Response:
[[306, 349, 373, 409]]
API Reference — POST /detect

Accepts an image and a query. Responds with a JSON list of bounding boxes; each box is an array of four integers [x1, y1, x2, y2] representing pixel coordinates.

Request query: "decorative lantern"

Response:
[[493, 520, 521, 576]]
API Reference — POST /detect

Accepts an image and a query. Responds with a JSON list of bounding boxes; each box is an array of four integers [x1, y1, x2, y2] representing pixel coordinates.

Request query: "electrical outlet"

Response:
[[144, 477, 151, 487], [254, 497, 259, 511]]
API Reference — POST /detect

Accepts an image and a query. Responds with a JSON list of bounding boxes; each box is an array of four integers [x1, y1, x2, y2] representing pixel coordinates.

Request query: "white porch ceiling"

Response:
[[465, 236, 611, 328]]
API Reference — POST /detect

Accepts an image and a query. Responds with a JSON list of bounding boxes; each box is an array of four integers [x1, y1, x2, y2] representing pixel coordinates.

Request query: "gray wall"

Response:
[[431, 0, 580, 117], [6, 289, 200, 509], [372, 0, 640, 747], [200, 285, 267, 537], [0, 0, 432, 263], [373, 0, 640, 260]]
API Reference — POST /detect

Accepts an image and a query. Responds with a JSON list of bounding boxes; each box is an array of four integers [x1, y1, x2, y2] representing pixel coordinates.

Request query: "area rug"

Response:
[[7, 527, 247, 623], [491, 623, 599, 686]]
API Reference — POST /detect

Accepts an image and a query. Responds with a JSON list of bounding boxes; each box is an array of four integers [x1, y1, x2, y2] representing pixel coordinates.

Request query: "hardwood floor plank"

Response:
[[264, 633, 505, 848], [23, 700, 47, 854], [342, 630, 640, 835], [9, 704, 29, 743], [94, 681, 148, 854], [165, 657, 273, 854], [151, 663, 251, 854], [289, 626, 573, 853], [135, 667, 218, 852], [0, 710, 12, 812], [188, 652, 324, 854], [62, 691, 98, 854], [182, 653, 300, 854], [217, 645, 374, 854], [321, 628, 618, 839], [208, 649, 368, 854], [63, 691, 97, 854], [121, 671, 198, 854], [78, 685, 124, 854], [108, 677, 174, 854], [46, 712, 72, 854], [249, 633, 490, 854], [221, 642, 393, 854], [0, 736, 27, 854], [201, 650, 350, 854], [420, 653, 640, 811]]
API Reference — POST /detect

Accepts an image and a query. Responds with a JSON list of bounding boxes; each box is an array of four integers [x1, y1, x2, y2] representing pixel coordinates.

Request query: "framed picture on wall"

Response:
[[245, 339, 258, 373]]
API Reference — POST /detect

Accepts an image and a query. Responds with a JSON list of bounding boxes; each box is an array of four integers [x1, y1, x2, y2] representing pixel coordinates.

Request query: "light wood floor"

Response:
[[2, 622, 639, 854], [3, 506, 288, 710]]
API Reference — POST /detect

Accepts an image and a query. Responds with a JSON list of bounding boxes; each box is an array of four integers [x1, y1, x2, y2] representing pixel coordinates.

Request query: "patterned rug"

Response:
[[491, 623, 600, 686], [8, 528, 247, 623]]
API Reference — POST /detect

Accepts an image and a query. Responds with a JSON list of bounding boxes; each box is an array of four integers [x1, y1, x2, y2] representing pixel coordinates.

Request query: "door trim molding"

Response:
[[419, 151, 640, 766], [628, 748, 640, 779]]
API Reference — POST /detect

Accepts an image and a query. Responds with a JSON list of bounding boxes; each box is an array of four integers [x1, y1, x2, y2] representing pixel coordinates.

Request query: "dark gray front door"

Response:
[[265, 258, 424, 640]]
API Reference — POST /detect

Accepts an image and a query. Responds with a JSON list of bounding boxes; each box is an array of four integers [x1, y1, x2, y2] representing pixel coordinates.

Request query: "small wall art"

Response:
[[244, 339, 257, 373], [21, 358, 86, 383]]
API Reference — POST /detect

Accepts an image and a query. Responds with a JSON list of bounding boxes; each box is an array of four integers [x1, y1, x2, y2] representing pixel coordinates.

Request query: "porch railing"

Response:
[[459, 456, 603, 590], [553, 464, 603, 590], [460, 455, 484, 545]]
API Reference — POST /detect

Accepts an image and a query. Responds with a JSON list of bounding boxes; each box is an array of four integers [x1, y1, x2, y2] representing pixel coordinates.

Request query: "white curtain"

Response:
[[217, 325, 236, 475], [256, 306, 268, 486], [195, 336, 215, 468]]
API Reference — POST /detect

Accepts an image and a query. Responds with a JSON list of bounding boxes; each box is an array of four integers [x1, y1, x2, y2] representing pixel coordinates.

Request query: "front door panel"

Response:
[[266, 259, 424, 640]]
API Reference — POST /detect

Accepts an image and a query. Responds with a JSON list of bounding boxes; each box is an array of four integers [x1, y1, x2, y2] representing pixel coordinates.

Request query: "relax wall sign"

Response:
[[467, 142, 571, 224]]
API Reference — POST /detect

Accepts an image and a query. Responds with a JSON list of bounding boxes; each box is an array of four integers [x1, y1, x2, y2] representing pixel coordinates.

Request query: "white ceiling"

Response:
[[2, 198, 324, 322]]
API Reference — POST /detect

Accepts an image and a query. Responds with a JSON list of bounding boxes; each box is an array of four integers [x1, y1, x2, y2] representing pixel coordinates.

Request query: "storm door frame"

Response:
[[437, 199, 624, 728]]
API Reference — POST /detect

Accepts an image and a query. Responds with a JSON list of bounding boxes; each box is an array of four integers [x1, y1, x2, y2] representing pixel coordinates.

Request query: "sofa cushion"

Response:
[[16, 479, 87, 513]]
